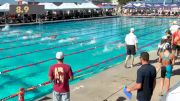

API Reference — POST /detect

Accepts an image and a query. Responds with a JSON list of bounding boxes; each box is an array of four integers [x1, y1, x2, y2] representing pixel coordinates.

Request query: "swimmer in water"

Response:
[[31, 34, 41, 38], [22, 36, 29, 40], [116, 43, 125, 48], [49, 35, 57, 40], [41, 35, 58, 41]]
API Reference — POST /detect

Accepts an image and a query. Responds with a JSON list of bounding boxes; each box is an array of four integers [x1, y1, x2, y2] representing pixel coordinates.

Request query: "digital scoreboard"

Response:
[[9, 5, 45, 14]]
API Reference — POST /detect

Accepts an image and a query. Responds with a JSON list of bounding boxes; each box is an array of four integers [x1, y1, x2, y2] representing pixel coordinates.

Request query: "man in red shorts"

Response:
[[49, 52, 73, 101]]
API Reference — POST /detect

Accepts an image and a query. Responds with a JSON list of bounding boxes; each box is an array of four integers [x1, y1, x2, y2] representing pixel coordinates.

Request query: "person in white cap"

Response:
[[170, 21, 179, 34], [124, 28, 138, 68], [49, 52, 73, 101]]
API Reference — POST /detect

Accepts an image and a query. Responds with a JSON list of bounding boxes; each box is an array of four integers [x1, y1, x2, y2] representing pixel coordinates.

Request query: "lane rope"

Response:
[[0, 25, 165, 61], [0, 38, 160, 101], [0, 26, 165, 75], [0, 19, 158, 46]]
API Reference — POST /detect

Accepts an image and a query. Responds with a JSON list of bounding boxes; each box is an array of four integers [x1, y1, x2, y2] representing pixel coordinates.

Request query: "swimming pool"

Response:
[[0, 17, 179, 100]]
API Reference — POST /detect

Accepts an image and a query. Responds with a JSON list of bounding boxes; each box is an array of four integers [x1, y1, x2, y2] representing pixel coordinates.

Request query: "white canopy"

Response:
[[14, 0, 28, 4], [0, 3, 10, 12], [22, 1, 28, 4], [38, 3, 58, 10], [58, 3, 79, 10], [78, 2, 99, 9]]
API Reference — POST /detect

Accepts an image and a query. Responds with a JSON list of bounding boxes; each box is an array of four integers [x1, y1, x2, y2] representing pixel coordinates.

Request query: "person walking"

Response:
[[126, 52, 156, 101], [49, 52, 74, 101], [124, 28, 138, 68], [159, 42, 175, 96]]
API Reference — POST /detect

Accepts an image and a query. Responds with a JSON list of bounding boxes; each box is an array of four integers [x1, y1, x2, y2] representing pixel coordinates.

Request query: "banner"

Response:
[[9, 5, 45, 14]]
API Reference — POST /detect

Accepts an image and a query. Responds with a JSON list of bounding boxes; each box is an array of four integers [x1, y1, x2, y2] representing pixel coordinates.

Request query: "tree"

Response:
[[118, 0, 137, 5], [103, 0, 112, 2]]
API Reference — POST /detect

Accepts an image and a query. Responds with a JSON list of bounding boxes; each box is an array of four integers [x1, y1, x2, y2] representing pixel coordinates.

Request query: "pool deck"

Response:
[[37, 51, 180, 101]]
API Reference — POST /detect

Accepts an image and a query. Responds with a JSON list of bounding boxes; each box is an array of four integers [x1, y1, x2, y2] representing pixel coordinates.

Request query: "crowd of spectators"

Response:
[[0, 8, 114, 25]]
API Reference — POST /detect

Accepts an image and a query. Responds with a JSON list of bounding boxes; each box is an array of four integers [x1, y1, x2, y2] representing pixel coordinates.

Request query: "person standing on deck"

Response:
[[171, 27, 180, 58], [124, 28, 138, 68], [170, 21, 179, 35], [49, 52, 74, 101], [126, 52, 156, 101], [159, 45, 175, 96]]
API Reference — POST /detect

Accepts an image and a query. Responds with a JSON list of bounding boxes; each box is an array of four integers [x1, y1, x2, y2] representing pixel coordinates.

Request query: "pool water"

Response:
[[0, 17, 179, 100]]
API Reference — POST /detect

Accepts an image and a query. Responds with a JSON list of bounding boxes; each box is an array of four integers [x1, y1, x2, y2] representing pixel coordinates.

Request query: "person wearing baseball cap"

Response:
[[170, 21, 179, 34], [49, 52, 73, 101], [124, 28, 138, 68]]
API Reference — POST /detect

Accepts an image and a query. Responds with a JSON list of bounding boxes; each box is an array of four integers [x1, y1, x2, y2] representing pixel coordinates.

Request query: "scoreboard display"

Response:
[[9, 5, 45, 14]]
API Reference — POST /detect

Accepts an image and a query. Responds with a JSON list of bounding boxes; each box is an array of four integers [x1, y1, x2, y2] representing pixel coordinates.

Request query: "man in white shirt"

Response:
[[124, 28, 138, 68], [170, 21, 179, 34]]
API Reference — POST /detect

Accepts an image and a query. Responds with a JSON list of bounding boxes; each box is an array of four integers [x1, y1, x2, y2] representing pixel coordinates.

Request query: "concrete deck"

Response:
[[37, 51, 180, 101]]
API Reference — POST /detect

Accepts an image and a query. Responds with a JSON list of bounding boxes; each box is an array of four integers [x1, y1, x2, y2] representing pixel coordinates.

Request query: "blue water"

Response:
[[0, 17, 179, 100]]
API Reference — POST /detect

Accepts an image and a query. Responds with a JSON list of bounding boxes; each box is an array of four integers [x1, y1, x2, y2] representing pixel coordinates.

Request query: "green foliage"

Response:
[[103, 0, 112, 2], [118, 0, 136, 5]]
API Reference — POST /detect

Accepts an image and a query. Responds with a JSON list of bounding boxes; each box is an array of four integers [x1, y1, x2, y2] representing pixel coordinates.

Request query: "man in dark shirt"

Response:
[[49, 52, 73, 101], [127, 52, 156, 101]]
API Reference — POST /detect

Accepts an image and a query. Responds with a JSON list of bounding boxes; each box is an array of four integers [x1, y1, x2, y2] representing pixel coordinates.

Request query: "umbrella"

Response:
[[170, 4, 179, 8], [154, 4, 164, 8], [146, 4, 153, 8], [123, 3, 135, 9]]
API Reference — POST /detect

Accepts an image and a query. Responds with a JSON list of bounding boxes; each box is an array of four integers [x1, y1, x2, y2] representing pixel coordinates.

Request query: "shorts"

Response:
[[161, 65, 172, 79], [53, 91, 70, 101], [126, 45, 136, 55], [172, 44, 180, 51], [161, 66, 166, 78], [165, 65, 173, 79]]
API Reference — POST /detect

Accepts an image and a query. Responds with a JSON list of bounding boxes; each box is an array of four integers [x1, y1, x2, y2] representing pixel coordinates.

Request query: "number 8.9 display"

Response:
[[15, 6, 30, 14]]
